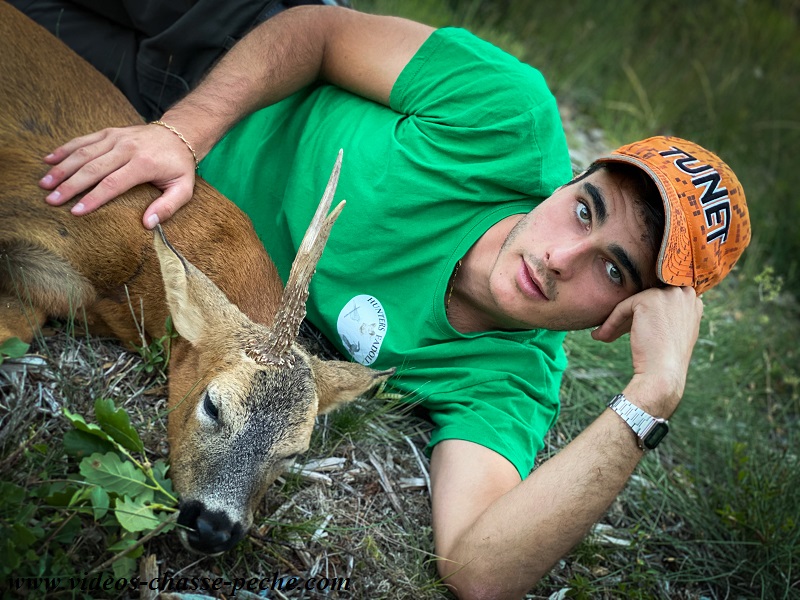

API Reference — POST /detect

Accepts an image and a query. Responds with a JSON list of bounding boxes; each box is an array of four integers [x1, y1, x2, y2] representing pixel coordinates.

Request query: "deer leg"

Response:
[[1, 241, 97, 344], [0, 294, 47, 344]]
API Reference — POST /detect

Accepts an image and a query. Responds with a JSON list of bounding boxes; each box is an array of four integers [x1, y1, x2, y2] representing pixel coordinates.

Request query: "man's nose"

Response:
[[544, 238, 592, 279]]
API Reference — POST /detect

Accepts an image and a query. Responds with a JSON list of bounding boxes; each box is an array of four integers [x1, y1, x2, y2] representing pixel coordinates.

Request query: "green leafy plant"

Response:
[[64, 399, 178, 574], [754, 265, 784, 303], [134, 315, 178, 377], [0, 336, 29, 365], [1, 398, 178, 583]]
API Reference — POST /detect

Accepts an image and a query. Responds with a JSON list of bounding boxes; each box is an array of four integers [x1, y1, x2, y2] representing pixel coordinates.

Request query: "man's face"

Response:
[[486, 168, 659, 331]]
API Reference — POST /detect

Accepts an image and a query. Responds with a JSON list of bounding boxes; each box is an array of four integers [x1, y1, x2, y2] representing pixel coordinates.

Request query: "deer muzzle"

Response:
[[177, 499, 247, 554]]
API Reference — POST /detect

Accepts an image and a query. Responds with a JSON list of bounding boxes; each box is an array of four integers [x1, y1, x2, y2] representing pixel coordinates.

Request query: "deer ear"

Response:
[[308, 355, 395, 415], [153, 226, 243, 344]]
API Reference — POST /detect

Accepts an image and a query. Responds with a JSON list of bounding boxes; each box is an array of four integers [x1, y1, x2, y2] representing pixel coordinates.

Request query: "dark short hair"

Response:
[[570, 161, 666, 287]]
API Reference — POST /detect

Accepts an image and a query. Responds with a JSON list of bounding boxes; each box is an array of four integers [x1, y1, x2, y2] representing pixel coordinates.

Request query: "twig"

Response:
[[0, 426, 43, 471], [298, 456, 346, 472], [88, 512, 178, 574], [367, 451, 403, 515], [38, 512, 77, 556], [287, 468, 333, 486], [310, 514, 333, 544], [139, 554, 158, 600], [403, 435, 431, 497], [273, 588, 290, 600]]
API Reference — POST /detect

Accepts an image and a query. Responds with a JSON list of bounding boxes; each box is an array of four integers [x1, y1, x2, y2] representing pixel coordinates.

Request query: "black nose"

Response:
[[178, 501, 245, 554]]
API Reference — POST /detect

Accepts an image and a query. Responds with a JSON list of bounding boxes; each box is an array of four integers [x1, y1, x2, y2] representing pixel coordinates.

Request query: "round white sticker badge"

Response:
[[336, 295, 388, 366]]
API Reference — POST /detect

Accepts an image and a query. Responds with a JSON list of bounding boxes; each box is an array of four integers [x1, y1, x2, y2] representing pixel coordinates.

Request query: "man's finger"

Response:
[[69, 163, 149, 215], [41, 130, 115, 188], [592, 296, 635, 343], [42, 129, 111, 165], [142, 180, 195, 229], [42, 141, 122, 203]]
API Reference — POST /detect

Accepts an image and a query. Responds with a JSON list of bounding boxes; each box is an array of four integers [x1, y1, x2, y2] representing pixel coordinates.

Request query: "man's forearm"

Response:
[[162, 6, 332, 160], [436, 379, 665, 600], [159, 6, 432, 161]]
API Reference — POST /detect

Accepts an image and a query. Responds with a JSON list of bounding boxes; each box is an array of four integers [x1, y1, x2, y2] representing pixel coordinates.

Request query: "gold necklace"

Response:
[[446, 259, 462, 311]]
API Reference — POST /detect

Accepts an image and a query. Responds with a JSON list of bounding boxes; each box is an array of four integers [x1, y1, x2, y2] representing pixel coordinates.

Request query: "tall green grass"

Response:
[[561, 257, 799, 597]]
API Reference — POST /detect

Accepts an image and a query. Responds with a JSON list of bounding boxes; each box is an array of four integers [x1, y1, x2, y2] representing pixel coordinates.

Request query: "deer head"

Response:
[[153, 153, 392, 553]]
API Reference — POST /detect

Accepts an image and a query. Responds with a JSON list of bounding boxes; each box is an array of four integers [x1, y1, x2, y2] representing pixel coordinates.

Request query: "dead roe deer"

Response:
[[0, 3, 392, 554]]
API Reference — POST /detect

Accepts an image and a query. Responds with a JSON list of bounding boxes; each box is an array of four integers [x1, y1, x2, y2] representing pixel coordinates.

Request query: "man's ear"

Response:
[[308, 354, 395, 415]]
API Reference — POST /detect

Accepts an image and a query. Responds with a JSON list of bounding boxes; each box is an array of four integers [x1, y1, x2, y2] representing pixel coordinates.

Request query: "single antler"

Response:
[[247, 150, 345, 367]]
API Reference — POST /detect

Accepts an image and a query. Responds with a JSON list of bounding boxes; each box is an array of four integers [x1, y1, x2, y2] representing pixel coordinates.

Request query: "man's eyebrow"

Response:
[[584, 182, 607, 225], [609, 243, 644, 291], [584, 181, 644, 290]]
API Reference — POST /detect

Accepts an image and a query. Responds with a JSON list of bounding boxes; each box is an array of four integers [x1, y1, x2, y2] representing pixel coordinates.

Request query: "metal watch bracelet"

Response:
[[607, 393, 669, 450]]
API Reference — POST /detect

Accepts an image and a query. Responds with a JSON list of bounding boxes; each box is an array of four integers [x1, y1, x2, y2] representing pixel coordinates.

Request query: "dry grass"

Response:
[[0, 322, 450, 599]]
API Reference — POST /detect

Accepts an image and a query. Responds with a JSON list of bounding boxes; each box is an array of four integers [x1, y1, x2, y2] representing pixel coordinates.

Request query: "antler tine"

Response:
[[260, 151, 345, 366], [297, 149, 344, 257]]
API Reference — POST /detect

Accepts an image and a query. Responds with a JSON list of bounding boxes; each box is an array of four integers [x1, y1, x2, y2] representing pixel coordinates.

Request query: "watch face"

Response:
[[643, 422, 669, 450]]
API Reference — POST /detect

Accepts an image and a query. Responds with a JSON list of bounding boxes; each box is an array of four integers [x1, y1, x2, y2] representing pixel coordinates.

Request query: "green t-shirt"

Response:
[[199, 27, 573, 478]]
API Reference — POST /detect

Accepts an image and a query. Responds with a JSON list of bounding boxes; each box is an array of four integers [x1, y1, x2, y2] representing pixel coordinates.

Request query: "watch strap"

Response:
[[607, 394, 669, 450]]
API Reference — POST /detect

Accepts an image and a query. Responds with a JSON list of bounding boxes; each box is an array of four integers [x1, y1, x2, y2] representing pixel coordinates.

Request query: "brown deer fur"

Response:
[[0, 3, 391, 554]]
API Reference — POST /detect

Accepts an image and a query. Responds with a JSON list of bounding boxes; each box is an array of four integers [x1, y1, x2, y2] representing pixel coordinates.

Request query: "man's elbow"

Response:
[[437, 556, 544, 600]]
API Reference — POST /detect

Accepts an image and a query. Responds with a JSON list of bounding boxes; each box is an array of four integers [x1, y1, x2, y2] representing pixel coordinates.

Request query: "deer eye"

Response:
[[203, 393, 219, 421]]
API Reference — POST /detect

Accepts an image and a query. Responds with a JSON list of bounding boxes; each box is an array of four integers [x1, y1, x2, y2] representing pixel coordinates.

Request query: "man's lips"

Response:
[[517, 259, 549, 301]]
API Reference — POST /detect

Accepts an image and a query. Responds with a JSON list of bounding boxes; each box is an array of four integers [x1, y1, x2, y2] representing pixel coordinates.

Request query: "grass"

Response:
[[0, 322, 446, 599], [2, 0, 799, 598], [3, 263, 796, 600], [554, 258, 800, 598]]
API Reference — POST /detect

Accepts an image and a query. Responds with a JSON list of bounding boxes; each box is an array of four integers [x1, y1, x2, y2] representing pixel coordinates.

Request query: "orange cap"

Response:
[[596, 136, 750, 294]]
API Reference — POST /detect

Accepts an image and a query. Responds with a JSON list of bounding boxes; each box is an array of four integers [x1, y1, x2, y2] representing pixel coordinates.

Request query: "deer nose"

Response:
[[178, 501, 245, 554]]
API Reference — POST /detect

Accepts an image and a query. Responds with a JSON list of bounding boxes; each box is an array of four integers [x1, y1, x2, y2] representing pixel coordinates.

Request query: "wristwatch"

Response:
[[607, 394, 669, 450]]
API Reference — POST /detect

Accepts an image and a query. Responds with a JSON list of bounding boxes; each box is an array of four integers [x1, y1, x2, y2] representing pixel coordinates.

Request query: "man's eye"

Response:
[[576, 201, 591, 224], [605, 261, 622, 285]]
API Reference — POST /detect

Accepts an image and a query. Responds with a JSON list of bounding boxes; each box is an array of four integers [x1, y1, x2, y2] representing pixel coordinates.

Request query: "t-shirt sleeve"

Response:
[[389, 330, 568, 481], [389, 27, 572, 198], [424, 378, 560, 480]]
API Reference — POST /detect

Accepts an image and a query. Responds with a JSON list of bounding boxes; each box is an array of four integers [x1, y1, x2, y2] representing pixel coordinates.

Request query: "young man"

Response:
[[20, 3, 750, 598]]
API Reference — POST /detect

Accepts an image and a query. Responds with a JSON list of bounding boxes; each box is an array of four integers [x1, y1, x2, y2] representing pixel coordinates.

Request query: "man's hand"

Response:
[[591, 286, 703, 417], [39, 123, 198, 229]]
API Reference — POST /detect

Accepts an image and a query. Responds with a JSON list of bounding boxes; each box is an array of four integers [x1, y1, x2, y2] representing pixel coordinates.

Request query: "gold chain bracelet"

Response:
[[149, 120, 199, 169]]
